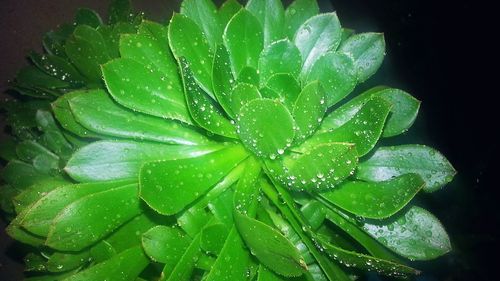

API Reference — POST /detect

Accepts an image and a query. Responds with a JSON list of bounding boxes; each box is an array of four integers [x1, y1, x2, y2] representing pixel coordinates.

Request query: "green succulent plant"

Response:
[[0, 0, 457, 280]]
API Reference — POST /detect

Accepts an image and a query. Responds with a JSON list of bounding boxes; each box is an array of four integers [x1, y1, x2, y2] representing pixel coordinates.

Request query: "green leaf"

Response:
[[137, 20, 168, 46], [36, 110, 73, 159], [74, 8, 102, 27], [313, 234, 420, 278], [362, 206, 452, 260], [1, 160, 50, 189], [237, 66, 259, 86], [262, 73, 301, 110], [65, 140, 221, 182], [320, 87, 421, 137], [65, 25, 110, 82], [64, 246, 148, 281], [285, 0, 319, 39], [292, 81, 327, 142], [140, 145, 247, 215], [21, 180, 132, 237], [46, 183, 141, 251], [15, 65, 69, 90], [13, 179, 68, 213], [181, 0, 222, 49], [339, 32, 385, 82], [29, 52, 87, 86], [258, 39, 302, 84], [294, 13, 342, 77], [52, 91, 99, 138], [119, 34, 181, 92], [212, 44, 237, 118], [235, 212, 306, 277], [340, 28, 355, 43], [223, 9, 264, 76], [106, 212, 162, 252], [356, 145, 456, 192], [179, 58, 237, 138], [247, 0, 285, 46], [46, 250, 90, 272], [237, 98, 295, 159], [168, 13, 214, 96], [320, 173, 425, 219], [0, 137, 16, 161], [218, 0, 243, 29], [306, 97, 391, 156], [201, 223, 229, 254], [258, 264, 286, 281], [230, 82, 262, 115], [142, 225, 191, 266], [102, 58, 191, 124], [284, 142, 358, 191], [109, 0, 133, 24], [307, 52, 357, 107], [233, 157, 261, 216], [42, 24, 73, 57], [162, 234, 202, 281], [68, 89, 206, 145], [204, 227, 253, 281]]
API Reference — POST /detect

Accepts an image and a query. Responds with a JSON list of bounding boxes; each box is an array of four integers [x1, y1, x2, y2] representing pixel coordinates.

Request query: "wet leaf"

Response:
[[68, 89, 206, 145], [294, 13, 342, 77], [102, 58, 191, 124], [320, 173, 425, 219], [218, 0, 243, 29], [64, 246, 148, 281], [305, 97, 391, 156], [74, 8, 102, 28], [263, 73, 301, 109], [230, 83, 262, 115], [140, 145, 247, 215], [52, 91, 99, 138], [356, 145, 456, 192], [339, 32, 385, 82], [46, 183, 141, 251], [212, 45, 237, 118], [284, 0, 319, 39], [307, 51, 357, 107], [179, 58, 237, 138], [362, 206, 452, 260], [142, 225, 191, 266], [247, 0, 285, 46], [292, 81, 327, 142], [169, 13, 214, 96], [66, 140, 221, 182], [258, 39, 302, 84], [181, 0, 222, 49], [237, 98, 295, 159], [46, 250, 90, 272], [224, 9, 263, 76], [235, 212, 306, 277]]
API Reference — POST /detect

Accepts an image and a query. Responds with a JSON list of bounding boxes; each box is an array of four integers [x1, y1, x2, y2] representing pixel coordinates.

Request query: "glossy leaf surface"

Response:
[[258, 39, 302, 84], [320, 173, 424, 219], [356, 145, 456, 192], [339, 33, 385, 82], [140, 145, 247, 215], [247, 0, 285, 46]]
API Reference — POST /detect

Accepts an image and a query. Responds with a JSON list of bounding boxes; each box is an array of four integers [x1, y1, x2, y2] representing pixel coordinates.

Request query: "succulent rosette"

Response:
[[0, 0, 456, 280]]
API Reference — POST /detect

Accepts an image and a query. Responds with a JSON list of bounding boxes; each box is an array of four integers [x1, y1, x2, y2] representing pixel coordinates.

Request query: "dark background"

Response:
[[1, 0, 498, 280]]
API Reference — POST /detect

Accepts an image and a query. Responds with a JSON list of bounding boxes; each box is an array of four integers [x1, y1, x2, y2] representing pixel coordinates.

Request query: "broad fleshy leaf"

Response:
[[285, 0, 319, 39], [223, 9, 264, 77], [65, 140, 222, 182], [218, 0, 243, 29], [168, 13, 214, 96], [320, 173, 425, 219], [356, 145, 456, 192], [102, 58, 191, 123], [68, 89, 206, 145], [46, 183, 141, 251], [362, 206, 452, 260], [140, 145, 247, 215], [247, 0, 285, 46], [179, 58, 237, 138], [304, 97, 391, 156], [237, 98, 295, 159], [235, 212, 306, 277], [258, 39, 302, 84], [339, 32, 385, 82], [292, 81, 327, 142], [294, 13, 342, 77], [230, 83, 262, 114], [212, 44, 237, 118], [307, 52, 357, 107], [181, 0, 222, 49], [142, 225, 191, 266]]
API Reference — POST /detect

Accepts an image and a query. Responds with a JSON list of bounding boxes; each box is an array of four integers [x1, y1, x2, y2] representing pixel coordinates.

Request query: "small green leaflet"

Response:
[[246, 0, 285, 46], [339, 32, 385, 82], [285, 0, 319, 39]]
